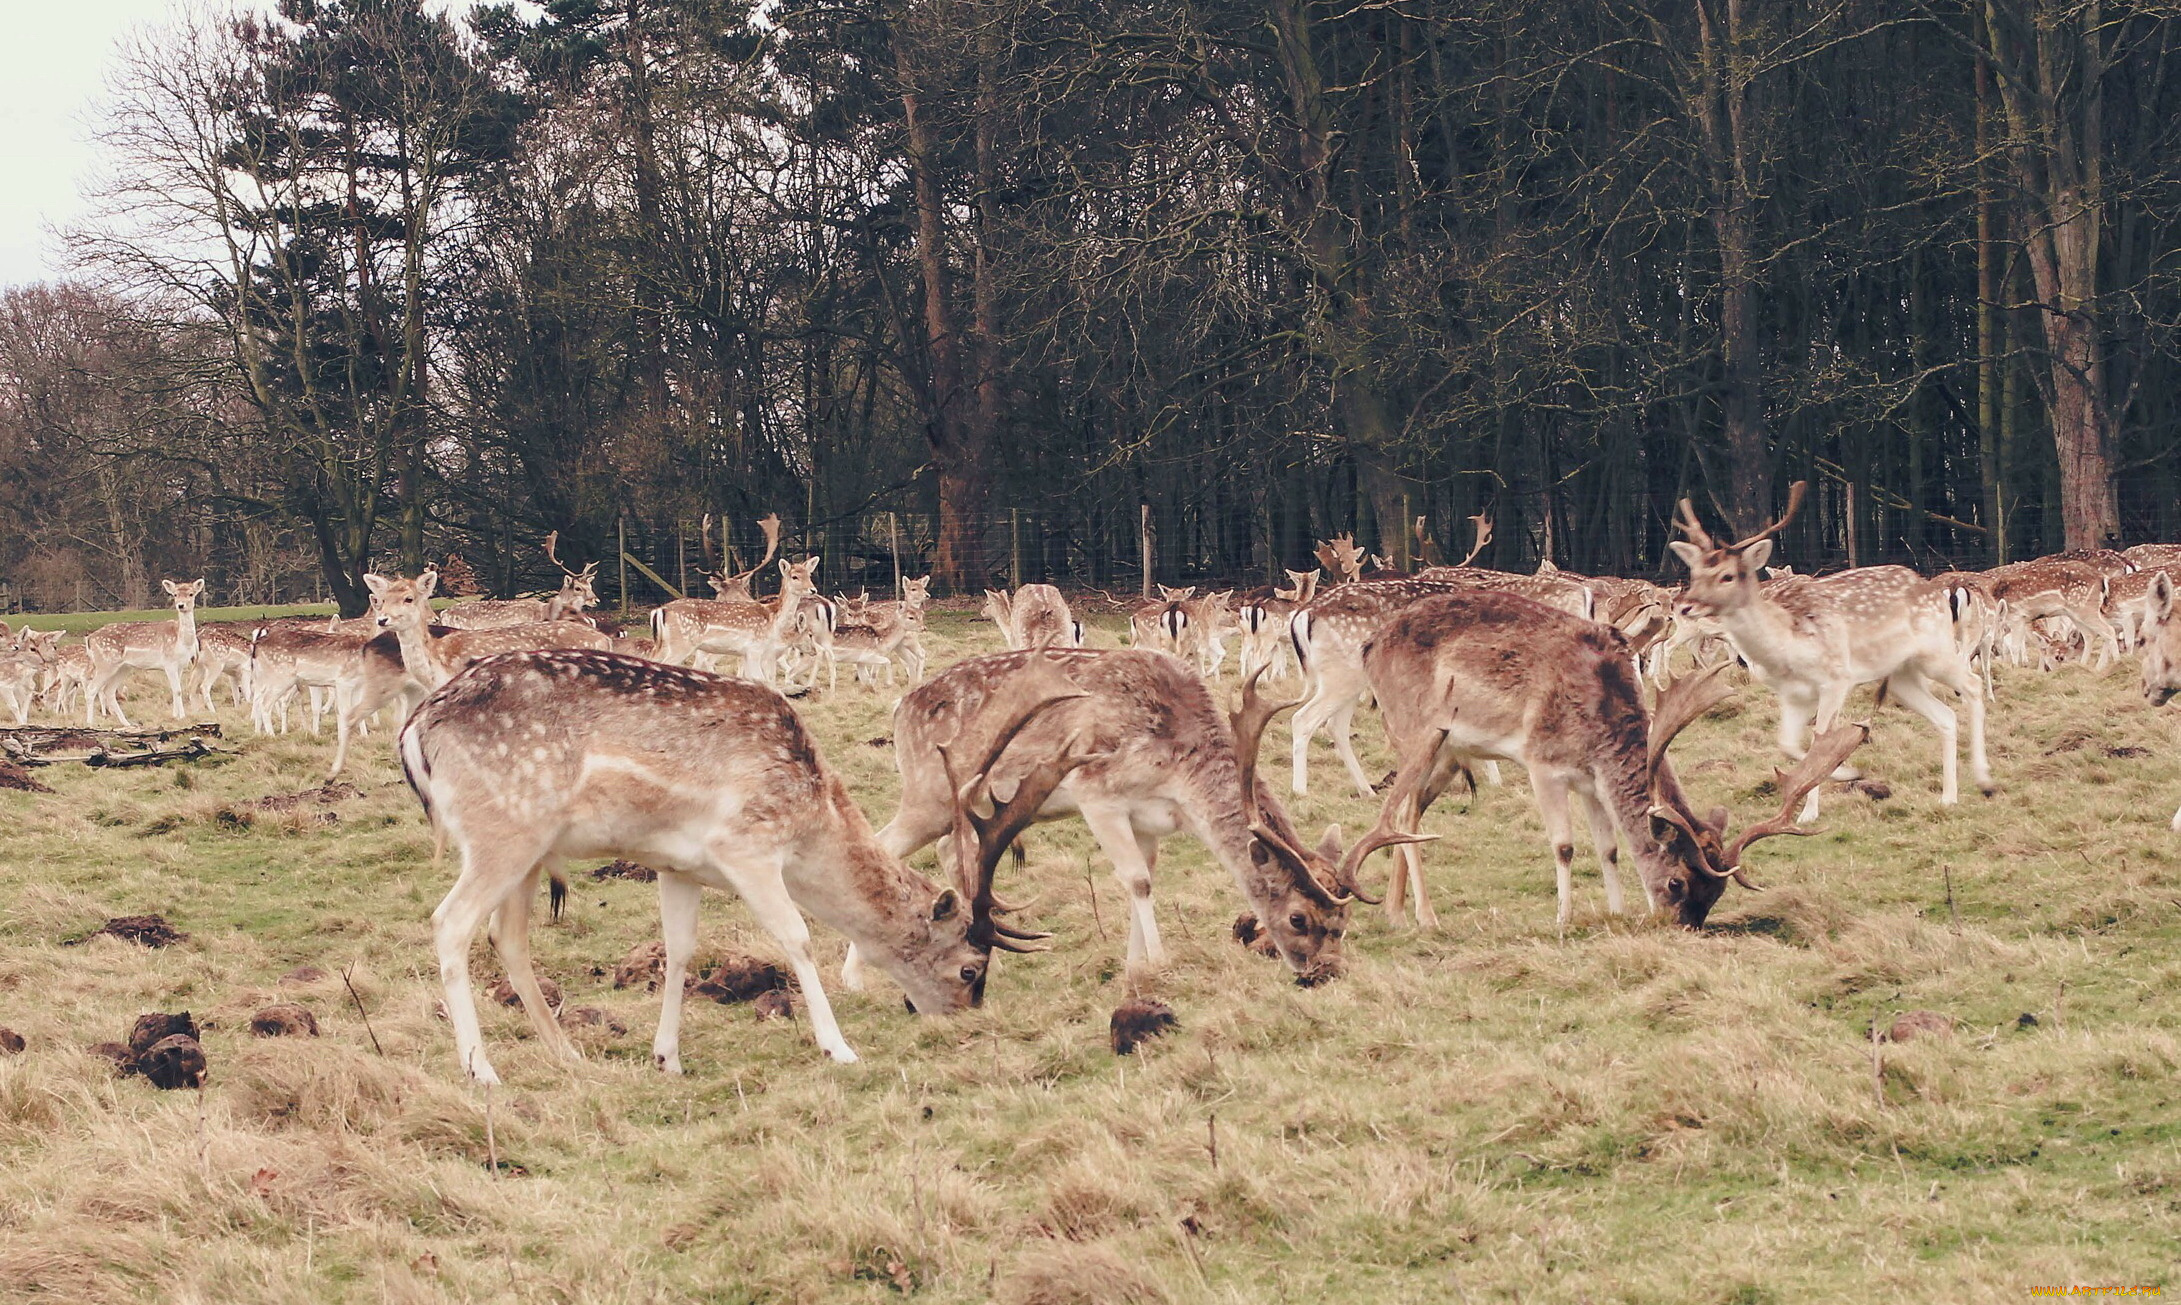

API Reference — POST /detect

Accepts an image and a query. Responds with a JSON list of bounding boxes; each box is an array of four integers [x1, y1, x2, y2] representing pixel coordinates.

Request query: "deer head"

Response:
[[1315, 534, 1366, 583], [1640, 662, 1868, 925], [161, 578, 206, 615], [543, 531, 600, 613], [1668, 482, 1808, 617]]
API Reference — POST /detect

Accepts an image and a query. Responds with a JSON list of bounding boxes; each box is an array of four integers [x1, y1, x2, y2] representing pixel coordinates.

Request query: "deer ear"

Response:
[[1705, 805, 1730, 833], [364, 573, 390, 595], [1316, 824, 1344, 861], [1740, 538, 1775, 572], [162, 580, 179, 595], [929, 888, 962, 922], [1668, 541, 1704, 569], [2151, 572, 2175, 623], [419, 571, 439, 599]]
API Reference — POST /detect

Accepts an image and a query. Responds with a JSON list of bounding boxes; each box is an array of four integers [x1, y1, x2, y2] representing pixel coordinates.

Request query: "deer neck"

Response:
[[792, 773, 938, 952], [1179, 764, 1304, 919], [1704, 590, 1803, 674], [391, 617, 456, 688], [172, 605, 199, 660]]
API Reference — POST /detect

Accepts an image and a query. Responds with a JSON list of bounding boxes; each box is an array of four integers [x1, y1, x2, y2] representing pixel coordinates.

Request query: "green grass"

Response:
[[2, 608, 2178, 1302], [7, 604, 338, 635]]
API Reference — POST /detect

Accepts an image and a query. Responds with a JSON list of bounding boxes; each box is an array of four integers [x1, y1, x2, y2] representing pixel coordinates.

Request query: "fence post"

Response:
[[1139, 504, 1153, 598], [618, 513, 630, 617], [1010, 508, 1023, 589], [676, 523, 686, 598], [1845, 482, 1860, 569], [889, 512, 903, 599]]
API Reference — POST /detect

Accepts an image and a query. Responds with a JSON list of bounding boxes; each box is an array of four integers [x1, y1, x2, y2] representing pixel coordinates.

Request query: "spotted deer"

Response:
[[366, 570, 612, 690], [1177, 591, 1240, 678], [1236, 570, 1320, 685], [1671, 483, 1991, 819], [439, 534, 603, 630], [649, 556, 820, 681], [845, 653, 1383, 990], [1287, 576, 1476, 796], [2136, 573, 2181, 831], [193, 623, 258, 713], [696, 513, 784, 603], [1351, 590, 1868, 928], [1985, 559, 2119, 669], [398, 648, 1088, 1081], [0, 629, 60, 724], [1125, 586, 1195, 655], [84, 579, 205, 727]]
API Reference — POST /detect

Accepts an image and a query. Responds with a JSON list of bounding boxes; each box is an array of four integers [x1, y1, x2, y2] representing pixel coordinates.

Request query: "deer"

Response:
[[1286, 576, 1476, 797], [246, 623, 409, 776], [986, 583, 1082, 650], [2136, 572, 2181, 832], [2122, 543, 2181, 571], [694, 513, 784, 603], [397, 647, 1090, 1082], [2109, 566, 2181, 650], [192, 623, 258, 714], [1984, 558, 2119, 669], [843, 653, 1383, 991], [1670, 482, 1991, 820], [83, 579, 205, 728], [1347, 589, 1869, 929], [0, 629, 60, 724], [1235, 570, 1320, 685], [365, 570, 612, 691], [827, 599, 927, 689], [1125, 585, 1195, 655], [650, 556, 820, 682], [1177, 591, 1240, 678], [439, 535, 602, 631]]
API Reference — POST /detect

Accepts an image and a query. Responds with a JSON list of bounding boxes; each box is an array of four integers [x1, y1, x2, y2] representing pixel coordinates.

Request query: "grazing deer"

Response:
[[2122, 543, 2181, 570], [2136, 573, 2181, 831], [2109, 566, 2181, 650], [84, 579, 205, 728], [1671, 483, 1991, 819], [398, 648, 1088, 1081], [649, 557, 820, 681], [1351, 592, 1867, 928], [987, 583, 1082, 650], [1985, 559, 2119, 669], [847, 653, 1377, 989]]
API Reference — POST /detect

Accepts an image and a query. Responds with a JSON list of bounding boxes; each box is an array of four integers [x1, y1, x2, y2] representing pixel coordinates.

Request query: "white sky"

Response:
[[0, 1, 219, 289]]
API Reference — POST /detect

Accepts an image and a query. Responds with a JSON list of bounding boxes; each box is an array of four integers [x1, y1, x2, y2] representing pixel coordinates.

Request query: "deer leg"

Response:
[[164, 663, 185, 720], [91, 666, 134, 729], [1328, 694, 1378, 799], [714, 850, 857, 1063], [487, 866, 581, 1064], [1926, 651, 1995, 797], [1799, 681, 1859, 822], [1576, 786, 1626, 915], [1081, 804, 1164, 974], [1288, 682, 1339, 796], [1530, 769, 1580, 931], [1885, 670, 1960, 805], [430, 833, 549, 1085], [651, 870, 702, 1074]]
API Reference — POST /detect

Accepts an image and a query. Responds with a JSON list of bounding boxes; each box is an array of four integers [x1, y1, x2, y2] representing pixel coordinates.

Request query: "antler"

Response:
[[1324, 727, 1446, 903], [543, 530, 577, 579], [1732, 480, 1808, 550], [1456, 514, 1493, 568], [1711, 722, 1869, 885], [1672, 498, 1715, 550], [1314, 534, 1365, 582], [728, 514, 783, 584], [1646, 663, 1736, 792], [1229, 665, 1298, 818], [934, 655, 1093, 951]]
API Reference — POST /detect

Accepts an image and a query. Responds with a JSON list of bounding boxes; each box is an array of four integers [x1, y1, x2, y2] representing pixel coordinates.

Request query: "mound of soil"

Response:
[[590, 860, 657, 883], [1110, 998, 1178, 1055], [0, 758, 50, 792], [1230, 913, 1278, 959], [94, 916, 189, 948], [140, 1034, 206, 1089], [612, 940, 666, 990], [752, 990, 795, 1022], [693, 956, 791, 1003], [250, 1004, 319, 1037], [1887, 1010, 1955, 1043], [256, 782, 360, 812], [128, 1012, 199, 1057], [491, 975, 564, 1011], [0, 1028, 23, 1054]]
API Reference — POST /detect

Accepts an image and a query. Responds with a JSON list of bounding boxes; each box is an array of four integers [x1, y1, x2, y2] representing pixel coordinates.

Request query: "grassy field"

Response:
[[2, 609, 2178, 1302], [6, 604, 338, 636]]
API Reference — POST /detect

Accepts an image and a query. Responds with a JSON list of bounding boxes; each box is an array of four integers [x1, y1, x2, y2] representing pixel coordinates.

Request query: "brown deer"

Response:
[[1351, 589, 1869, 928], [1670, 483, 1990, 819], [84, 579, 205, 727], [1236, 569, 1320, 685], [397, 648, 1087, 1081], [366, 570, 612, 690], [987, 583, 1082, 650], [846, 653, 1381, 989]]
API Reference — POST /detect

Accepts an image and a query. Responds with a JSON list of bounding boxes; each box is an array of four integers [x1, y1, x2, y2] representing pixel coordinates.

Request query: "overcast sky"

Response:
[[0, 1, 209, 289]]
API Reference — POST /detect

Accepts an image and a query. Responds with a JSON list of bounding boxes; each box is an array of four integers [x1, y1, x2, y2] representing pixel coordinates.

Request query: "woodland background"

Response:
[[3, 0, 2180, 615]]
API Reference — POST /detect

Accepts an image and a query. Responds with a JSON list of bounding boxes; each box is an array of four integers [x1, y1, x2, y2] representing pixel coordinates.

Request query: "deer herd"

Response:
[[9, 485, 2181, 1080]]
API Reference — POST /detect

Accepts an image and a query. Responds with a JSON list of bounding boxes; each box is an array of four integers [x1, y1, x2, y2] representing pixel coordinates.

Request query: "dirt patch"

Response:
[[1110, 998, 1178, 1055], [140, 1035, 206, 1089], [693, 956, 791, 1003], [590, 860, 657, 883], [86, 915, 188, 948], [256, 782, 360, 813], [0, 758, 51, 792], [129, 1012, 199, 1057], [250, 1004, 319, 1037]]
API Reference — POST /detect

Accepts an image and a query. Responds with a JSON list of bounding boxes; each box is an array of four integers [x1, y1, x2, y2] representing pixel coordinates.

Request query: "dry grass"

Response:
[[1, 611, 2178, 1301]]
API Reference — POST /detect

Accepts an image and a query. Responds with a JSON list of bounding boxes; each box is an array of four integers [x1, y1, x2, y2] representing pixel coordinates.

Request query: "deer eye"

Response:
[[1288, 912, 1309, 932], [958, 965, 979, 985]]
